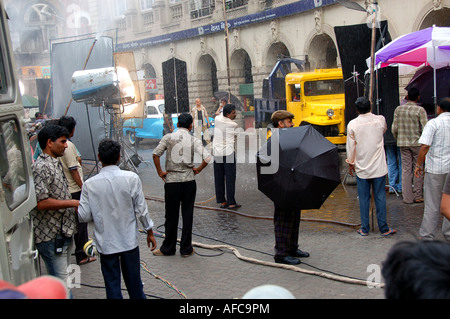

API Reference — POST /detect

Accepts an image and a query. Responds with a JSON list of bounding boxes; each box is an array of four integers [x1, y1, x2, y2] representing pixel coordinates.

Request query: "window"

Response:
[[114, 0, 128, 16], [140, 0, 154, 10], [0, 118, 28, 210], [289, 84, 301, 101], [304, 79, 345, 96], [147, 105, 158, 115]]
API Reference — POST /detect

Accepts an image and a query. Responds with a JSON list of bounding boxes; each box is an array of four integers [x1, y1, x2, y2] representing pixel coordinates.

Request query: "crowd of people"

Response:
[[27, 91, 450, 299]]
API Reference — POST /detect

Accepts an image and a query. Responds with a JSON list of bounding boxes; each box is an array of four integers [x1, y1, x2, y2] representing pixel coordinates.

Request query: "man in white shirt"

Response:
[[78, 139, 157, 299], [415, 97, 450, 241], [212, 104, 240, 209], [346, 97, 396, 237]]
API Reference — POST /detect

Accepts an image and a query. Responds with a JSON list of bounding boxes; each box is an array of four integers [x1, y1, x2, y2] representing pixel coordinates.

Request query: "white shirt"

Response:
[[78, 165, 153, 255], [212, 114, 238, 157], [346, 112, 388, 179], [418, 112, 450, 174]]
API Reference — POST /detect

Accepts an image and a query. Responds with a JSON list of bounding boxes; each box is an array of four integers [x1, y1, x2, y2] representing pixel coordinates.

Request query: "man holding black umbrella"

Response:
[[270, 110, 310, 265]]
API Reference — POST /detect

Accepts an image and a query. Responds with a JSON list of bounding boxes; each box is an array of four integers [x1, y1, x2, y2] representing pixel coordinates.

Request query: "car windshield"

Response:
[[304, 79, 345, 96], [158, 104, 165, 114]]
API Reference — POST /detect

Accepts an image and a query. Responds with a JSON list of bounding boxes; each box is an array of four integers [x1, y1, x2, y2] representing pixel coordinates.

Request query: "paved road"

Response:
[[46, 136, 445, 303]]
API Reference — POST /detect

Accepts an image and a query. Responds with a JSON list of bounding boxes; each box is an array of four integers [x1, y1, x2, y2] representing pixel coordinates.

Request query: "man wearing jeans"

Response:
[[78, 139, 157, 299], [31, 125, 79, 285], [346, 97, 396, 237]]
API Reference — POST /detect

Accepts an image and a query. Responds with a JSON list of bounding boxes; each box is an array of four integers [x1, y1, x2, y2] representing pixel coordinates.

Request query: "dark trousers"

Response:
[[72, 191, 89, 264], [213, 153, 237, 205], [99, 246, 145, 299], [274, 205, 301, 259], [161, 180, 196, 255]]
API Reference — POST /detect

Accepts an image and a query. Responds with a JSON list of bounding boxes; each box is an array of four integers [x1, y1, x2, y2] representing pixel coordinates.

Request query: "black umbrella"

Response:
[[256, 125, 340, 210], [213, 91, 244, 110], [405, 66, 450, 107]]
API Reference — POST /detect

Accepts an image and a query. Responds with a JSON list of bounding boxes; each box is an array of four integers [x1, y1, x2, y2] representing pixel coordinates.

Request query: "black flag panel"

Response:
[[334, 20, 398, 135], [162, 58, 189, 114]]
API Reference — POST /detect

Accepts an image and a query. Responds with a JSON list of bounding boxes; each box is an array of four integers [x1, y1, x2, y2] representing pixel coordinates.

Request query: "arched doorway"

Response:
[[142, 63, 158, 100], [308, 33, 338, 69], [266, 42, 291, 68], [231, 49, 253, 84], [420, 7, 450, 29], [197, 54, 218, 112], [198, 54, 218, 95]]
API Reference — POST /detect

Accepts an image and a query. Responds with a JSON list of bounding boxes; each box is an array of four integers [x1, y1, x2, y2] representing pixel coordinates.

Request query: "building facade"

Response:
[[6, 0, 450, 118]]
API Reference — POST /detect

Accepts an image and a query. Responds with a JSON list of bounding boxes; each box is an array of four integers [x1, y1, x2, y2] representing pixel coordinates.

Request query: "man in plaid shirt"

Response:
[[392, 87, 428, 204]]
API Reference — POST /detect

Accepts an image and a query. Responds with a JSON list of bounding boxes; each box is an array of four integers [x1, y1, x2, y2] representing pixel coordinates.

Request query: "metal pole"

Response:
[[433, 37, 437, 116], [368, 3, 377, 109], [222, 0, 231, 102]]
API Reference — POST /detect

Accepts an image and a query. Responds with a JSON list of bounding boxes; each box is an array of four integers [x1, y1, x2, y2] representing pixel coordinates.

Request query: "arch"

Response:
[[307, 32, 338, 69], [230, 48, 253, 84], [304, 24, 340, 68], [265, 42, 291, 68], [197, 53, 219, 95], [413, 0, 450, 31], [420, 7, 450, 29]]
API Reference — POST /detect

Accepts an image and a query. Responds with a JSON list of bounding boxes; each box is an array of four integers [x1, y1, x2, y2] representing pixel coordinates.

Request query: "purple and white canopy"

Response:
[[371, 26, 450, 74]]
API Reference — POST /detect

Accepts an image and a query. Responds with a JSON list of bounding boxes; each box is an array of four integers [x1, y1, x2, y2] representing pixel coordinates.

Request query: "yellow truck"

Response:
[[255, 59, 346, 146], [285, 68, 346, 145]]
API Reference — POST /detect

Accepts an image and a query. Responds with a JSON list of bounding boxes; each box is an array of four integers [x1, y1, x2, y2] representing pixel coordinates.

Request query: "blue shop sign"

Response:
[[117, 0, 336, 51]]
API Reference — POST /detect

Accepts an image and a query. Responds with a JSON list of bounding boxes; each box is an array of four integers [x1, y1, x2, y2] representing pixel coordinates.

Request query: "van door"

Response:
[[0, 1, 38, 285]]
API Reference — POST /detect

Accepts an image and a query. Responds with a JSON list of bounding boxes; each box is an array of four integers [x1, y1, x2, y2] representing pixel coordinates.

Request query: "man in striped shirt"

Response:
[[415, 97, 450, 241]]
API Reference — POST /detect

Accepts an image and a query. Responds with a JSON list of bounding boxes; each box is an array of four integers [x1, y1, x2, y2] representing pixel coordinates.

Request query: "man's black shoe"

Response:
[[274, 256, 301, 265], [291, 249, 310, 258]]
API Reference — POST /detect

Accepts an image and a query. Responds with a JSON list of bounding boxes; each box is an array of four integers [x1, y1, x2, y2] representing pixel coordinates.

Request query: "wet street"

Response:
[[68, 133, 446, 300]]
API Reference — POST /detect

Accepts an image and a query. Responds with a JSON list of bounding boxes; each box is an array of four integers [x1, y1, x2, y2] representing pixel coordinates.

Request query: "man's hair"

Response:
[[35, 112, 43, 118], [98, 138, 121, 165], [382, 240, 450, 299], [58, 116, 77, 133], [37, 125, 69, 150], [438, 97, 450, 112], [355, 97, 371, 114], [177, 113, 193, 129], [223, 104, 236, 116], [407, 87, 420, 102]]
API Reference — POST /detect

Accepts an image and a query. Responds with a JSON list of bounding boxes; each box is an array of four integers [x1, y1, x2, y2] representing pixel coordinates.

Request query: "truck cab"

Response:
[[285, 69, 346, 145]]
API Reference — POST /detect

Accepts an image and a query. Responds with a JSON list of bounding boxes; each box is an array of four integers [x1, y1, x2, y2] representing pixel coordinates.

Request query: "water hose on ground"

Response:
[[144, 195, 380, 289]]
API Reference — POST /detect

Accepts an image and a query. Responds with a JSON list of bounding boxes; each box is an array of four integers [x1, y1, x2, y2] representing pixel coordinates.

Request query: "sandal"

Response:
[[414, 198, 424, 203], [220, 202, 228, 208], [381, 228, 397, 237], [77, 256, 96, 265], [228, 204, 242, 209], [357, 229, 368, 236]]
